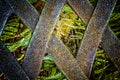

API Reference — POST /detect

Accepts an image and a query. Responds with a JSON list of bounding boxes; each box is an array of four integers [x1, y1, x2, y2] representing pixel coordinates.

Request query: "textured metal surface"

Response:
[[47, 35, 88, 80], [68, 0, 119, 77], [22, 0, 66, 79]]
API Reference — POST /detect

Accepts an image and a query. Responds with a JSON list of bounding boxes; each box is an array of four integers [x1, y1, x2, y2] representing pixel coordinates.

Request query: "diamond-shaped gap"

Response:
[[54, 4, 86, 57], [0, 13, 31, 62], [0, 13, 31, 79]]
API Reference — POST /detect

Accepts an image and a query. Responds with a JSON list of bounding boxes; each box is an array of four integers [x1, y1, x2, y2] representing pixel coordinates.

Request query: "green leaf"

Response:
[[7, 32, 31, 52], [45, 73, 63, 80], [94, 65, 109, 74], [62, 5, 73, 13], [44, 55, 53, 61]]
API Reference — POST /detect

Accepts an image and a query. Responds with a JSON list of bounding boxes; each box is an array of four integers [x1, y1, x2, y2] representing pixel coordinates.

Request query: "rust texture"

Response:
[[68, 0, 119, 77], [76, 0, 116, 77], [47, 35, 88, 80], [22, 0, 66, 79]]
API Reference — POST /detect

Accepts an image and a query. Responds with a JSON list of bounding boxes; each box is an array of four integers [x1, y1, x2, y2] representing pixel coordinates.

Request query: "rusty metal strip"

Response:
[[70, 0, 116, 77], [7, 0, 88, 79], [22, 0, 66, 79], [68, 0, 120, 76], [0, 0, 30, 80], [0, 0, 12, 35]]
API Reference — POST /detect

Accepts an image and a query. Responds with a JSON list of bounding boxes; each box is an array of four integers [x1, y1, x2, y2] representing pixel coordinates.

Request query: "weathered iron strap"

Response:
[[75, 0, 116, 77]]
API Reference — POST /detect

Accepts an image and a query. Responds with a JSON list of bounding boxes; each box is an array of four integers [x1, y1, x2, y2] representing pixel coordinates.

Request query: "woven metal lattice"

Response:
[[0, 0, 119, 80]]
